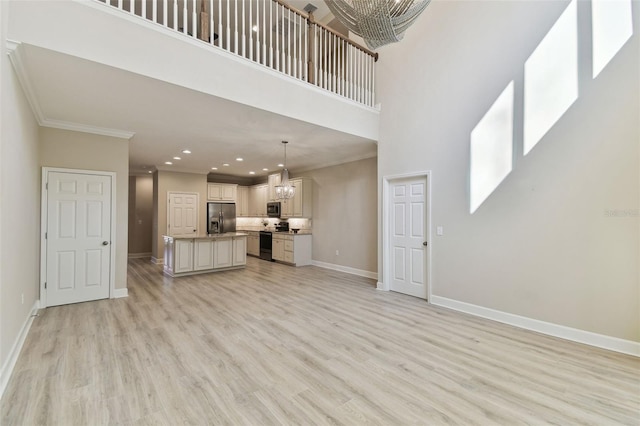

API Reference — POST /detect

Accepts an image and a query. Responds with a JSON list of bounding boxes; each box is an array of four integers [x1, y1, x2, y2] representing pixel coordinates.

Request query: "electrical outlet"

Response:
[[437, 226, 444, 236], [21, 293, 24, 304], [335, 250, 339, 256]]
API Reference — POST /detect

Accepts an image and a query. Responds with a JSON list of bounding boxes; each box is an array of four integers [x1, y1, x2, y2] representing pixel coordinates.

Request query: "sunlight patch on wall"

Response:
[[470, 81, 514, 214], [524, 0, 578, 155], [592, 0, 633, 78]]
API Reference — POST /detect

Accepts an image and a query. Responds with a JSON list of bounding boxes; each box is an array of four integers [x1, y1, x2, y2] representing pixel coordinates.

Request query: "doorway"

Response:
[[382, 172, 431, 300], [41, 168, 115, 307]]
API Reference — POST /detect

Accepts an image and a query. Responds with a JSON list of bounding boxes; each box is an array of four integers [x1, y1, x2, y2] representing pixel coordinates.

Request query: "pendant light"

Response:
[[275, 141, 295, 200]]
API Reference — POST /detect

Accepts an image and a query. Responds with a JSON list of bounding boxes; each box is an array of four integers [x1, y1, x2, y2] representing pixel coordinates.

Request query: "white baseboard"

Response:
[[312, 260, 378, 280], [128, 252, 151, 259], [150, 256, 163, 265], [113, 288, 128, 298], [430, 296, 640, 357], [376, 281, 386, 291], [0, 300, 40, 400]]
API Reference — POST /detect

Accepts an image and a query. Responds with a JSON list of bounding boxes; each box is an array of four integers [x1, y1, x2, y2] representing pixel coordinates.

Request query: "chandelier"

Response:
[[275, 141, 296, 200], [325, 0, 432, 50]]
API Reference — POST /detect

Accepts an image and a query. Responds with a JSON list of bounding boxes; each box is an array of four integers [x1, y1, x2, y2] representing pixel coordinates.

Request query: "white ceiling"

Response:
[[15, 38, 377, 179]]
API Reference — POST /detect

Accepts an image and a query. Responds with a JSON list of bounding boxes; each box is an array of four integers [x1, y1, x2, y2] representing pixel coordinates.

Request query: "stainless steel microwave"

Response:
[[267, 202, 281, 217]]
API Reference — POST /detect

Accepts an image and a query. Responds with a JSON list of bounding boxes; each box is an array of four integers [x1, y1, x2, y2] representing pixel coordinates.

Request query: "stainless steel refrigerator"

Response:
[[207, 203, 236, 234]]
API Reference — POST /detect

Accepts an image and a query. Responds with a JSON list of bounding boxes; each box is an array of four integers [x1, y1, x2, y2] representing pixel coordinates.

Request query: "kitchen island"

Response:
[[163, 233, 248, 277]]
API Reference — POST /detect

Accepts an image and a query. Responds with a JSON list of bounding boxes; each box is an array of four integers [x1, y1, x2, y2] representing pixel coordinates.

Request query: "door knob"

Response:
[[102, 241, 109, 246], [423, 241, 428, 246]]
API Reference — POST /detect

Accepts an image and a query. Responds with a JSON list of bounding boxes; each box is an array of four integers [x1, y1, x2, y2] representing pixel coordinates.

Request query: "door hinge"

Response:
[[45, 182, 48, 190], [44, 282, 47, 289], [45, 232, 47, 239]]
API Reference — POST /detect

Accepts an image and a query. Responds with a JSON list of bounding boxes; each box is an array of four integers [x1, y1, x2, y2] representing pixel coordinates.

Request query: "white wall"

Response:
[[377, 1, 639, 341], [39, 128, 130, 290], [152, 170, 208, 260], [299, 157, 378, 275], [0, 0, 41, 383]]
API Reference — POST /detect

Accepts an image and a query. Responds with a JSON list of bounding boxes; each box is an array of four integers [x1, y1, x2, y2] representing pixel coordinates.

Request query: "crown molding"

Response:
[[41, 118, 135, 140], [6, 40, 135, 140]]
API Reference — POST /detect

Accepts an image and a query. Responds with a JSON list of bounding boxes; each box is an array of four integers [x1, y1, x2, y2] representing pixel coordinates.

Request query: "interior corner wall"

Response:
[[128, 175, 153, 255], [376, 0, 639, 341], [152, 170, 208, 261], [0, 0, 41, 376], [39, 128, 130, 290], [301, 157, 378, 274]]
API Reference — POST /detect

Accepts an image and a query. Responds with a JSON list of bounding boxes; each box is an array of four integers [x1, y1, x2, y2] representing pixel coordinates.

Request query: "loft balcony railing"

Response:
[[99, 0, 378, 107]]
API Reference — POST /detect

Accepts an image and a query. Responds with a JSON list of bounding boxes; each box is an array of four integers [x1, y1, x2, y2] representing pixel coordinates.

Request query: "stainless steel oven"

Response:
[[259, 231, 273, 261]]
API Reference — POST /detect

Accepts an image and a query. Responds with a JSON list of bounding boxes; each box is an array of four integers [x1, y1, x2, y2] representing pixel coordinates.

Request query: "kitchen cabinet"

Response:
[[174, 239, 194, 273], [272, 237, 285, 261], [281, 177, 313, 218], [236, 186, 249, 217], [163, 234, 248, 277], [214, 237, 233, 268], [233, 237, 247, 266], [249, 184, 268, 217], [207, 183, 237, 201], [193, 240, 214, 271], [272, 233, 312, 266], [247, 232, 260, 256], [268, 173, 281, 202]]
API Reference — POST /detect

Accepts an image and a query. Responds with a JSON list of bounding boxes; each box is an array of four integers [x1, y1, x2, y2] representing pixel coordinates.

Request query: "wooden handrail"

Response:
[[273, 0, 378, 61]]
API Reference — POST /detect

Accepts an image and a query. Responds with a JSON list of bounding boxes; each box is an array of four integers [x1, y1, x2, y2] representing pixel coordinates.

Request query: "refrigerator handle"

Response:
[[219, 211, 223, 233]]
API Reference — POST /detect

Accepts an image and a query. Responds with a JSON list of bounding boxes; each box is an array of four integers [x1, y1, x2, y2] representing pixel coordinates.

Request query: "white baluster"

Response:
[[163, 0, 167, 26], [242, 0, 245, 57], [269, 0, 273, 69], [293, 11, 297, 78], [152, 0, 156, 22], [130, 0, 134, 14], [217, 0, 221, 48], [262, 0, 267, 66], [303, 14, 307, 81], [182, 0, 187, 34], [173, 0, 178, 30], [192, 0, 197, 38], [209, 0, 213, 45], [141, 0, 146, 18], [234, 0, 238, 54], [225, 0, 230, 51], [118, 0, 122, 10], [249, 0, 253, 60]]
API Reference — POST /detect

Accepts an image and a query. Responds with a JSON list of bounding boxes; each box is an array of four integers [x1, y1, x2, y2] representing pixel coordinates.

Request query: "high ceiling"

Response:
[[13, 6, 377, 179]]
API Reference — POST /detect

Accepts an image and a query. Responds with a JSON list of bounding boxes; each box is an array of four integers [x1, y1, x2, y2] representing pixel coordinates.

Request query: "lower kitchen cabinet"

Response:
[[193, 240, 215, 271], [271, 234, 312, 266], [233, 237, 247, 265], [163, 234, 248, 277], [247, 232, 260, 257]]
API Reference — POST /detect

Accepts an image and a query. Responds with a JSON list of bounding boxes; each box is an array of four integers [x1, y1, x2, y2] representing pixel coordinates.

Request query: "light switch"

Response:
[[436, 226, 443, 236]]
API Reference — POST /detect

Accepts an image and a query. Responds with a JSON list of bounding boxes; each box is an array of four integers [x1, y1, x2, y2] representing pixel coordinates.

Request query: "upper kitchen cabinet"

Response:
[[281, 178, 313, 218], [208, 183, 237, 202], [236, 186, 249, 217], [267, 173, 281, 202], [249, 184, 268, 217]]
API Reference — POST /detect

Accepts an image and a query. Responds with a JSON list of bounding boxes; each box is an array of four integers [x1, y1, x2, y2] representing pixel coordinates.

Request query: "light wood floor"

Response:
[[2, 257, 639, 425]]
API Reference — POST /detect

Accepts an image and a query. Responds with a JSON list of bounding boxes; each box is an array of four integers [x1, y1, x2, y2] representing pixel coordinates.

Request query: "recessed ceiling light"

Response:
[[173, 156, 181, 160], [252, 25, 259, 32], [236, 158, 243, 161], [148, 170, 153, 174], [182, 149, 191, 154], [223, 163, 230, 166], [211, 167, 218, 170], [262, 168, 269, 171], [249, 171, 256, 175], [277, 163, 284, 167], [165, 161, 173, 165]]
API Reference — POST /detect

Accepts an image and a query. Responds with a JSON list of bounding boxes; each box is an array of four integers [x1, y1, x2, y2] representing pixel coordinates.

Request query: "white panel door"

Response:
[[389, 177, 428, 299], [168, 193, 198, 236], [46, 171, 112, 306]]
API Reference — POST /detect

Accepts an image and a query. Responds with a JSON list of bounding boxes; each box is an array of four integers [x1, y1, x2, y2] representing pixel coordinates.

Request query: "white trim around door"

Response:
[[381, 171, 432, 301], [40, 167, 117, 307]]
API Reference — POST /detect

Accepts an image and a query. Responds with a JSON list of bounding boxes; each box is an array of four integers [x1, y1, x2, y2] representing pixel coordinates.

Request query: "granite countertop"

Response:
[[164, 232, 248, 240]]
